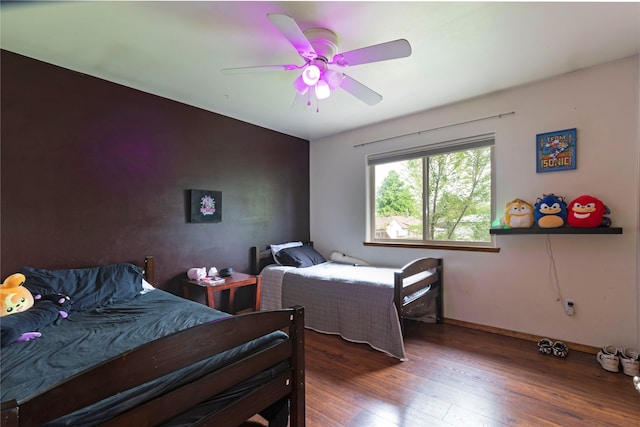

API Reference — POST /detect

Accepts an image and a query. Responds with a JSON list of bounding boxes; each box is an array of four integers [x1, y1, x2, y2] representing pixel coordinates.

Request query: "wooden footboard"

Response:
[[1, 306, 305, 427], [394, 257, 443, 330]]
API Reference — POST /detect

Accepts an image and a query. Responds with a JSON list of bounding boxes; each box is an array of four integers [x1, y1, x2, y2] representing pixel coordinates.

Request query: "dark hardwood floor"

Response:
[[298, 322, 640, 427]]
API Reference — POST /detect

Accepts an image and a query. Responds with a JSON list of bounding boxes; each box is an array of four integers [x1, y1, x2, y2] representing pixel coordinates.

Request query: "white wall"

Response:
[[310, 55, 639, 349]]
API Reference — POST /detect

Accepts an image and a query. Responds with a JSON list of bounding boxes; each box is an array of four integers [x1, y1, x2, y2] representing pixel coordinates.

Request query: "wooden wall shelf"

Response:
[[490, 227, 623, 235]]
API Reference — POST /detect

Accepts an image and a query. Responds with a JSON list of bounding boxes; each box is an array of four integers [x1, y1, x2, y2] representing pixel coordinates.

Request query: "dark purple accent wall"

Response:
[[1, 50, 310, 296]]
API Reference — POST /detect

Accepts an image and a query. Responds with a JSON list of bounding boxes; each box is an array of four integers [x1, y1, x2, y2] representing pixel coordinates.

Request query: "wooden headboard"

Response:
[[143, 256, 155, 285], [250, 247, 273, 275], [250, 242, 313, 275]]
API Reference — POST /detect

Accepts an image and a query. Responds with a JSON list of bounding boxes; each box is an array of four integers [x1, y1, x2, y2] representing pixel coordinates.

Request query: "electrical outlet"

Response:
[[565, 299, 575, 316]]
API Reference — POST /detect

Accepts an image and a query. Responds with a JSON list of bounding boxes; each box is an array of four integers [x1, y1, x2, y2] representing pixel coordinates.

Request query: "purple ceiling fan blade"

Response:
[[332, 39, 411, 67], [339, 74, 382, 105], [267, 13, 317, 61]]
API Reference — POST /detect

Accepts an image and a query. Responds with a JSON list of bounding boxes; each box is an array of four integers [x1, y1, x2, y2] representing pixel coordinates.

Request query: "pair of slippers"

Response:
[[538, 338, 569, 358]]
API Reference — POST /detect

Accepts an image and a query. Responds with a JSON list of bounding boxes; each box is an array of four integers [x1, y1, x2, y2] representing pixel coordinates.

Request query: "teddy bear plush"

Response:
[[1, 273, 73, 347]]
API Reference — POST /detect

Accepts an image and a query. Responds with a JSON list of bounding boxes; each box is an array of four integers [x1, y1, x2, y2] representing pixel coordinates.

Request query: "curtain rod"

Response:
[[353, 111, 516, 148]]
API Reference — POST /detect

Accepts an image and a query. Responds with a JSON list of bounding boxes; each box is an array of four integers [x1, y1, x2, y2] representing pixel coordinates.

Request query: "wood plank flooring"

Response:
[[251, 322, 640, 426]]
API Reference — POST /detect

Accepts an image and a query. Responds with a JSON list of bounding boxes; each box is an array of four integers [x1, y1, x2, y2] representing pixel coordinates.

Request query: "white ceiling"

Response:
[[2, 1, 639, 141]]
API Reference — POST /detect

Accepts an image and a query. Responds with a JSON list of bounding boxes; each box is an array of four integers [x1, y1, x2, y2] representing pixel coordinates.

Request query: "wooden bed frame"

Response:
[[251, 245, 443, 331], [393, 256, 444, 330], [1, 256, 306, 427]]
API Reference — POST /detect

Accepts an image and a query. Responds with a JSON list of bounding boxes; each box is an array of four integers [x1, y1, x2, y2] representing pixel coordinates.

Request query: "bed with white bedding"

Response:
[[251, 243, 443, 361]]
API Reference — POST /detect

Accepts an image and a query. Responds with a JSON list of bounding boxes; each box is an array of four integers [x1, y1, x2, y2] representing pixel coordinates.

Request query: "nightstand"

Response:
[[181, 272, 261, 314]]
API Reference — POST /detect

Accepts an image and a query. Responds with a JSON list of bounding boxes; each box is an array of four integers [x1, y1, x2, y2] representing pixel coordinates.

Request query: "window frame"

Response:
[[366, 134, 497, 251]]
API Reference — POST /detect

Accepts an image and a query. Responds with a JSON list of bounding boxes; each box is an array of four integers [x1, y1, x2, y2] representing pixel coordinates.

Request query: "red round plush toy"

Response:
[[567, 195, 610, 228]]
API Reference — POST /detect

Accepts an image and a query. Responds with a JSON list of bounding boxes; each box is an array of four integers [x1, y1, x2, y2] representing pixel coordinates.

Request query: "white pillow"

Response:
[[140, 278, 156, 294], [270, 241, 303, 265], [329, 251, 370, 266]]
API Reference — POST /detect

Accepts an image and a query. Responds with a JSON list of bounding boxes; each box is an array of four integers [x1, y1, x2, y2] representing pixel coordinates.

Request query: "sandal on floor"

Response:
[[552, 341, 569, 358], [538, 338, 553, 355]]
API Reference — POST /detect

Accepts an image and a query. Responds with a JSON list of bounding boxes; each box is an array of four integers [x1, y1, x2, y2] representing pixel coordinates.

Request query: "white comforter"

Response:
[[260, 262, 406, 360]]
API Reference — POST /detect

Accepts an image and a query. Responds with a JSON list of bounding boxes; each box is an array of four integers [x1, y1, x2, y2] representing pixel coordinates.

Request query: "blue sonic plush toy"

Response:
[[534, 194, 567, 228]]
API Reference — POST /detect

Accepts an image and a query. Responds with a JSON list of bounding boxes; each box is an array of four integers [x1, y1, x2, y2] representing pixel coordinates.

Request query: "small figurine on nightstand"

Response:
[[219, 267, 234, 277], [187, 267, 224, 284], [187, 267, 207, 280]]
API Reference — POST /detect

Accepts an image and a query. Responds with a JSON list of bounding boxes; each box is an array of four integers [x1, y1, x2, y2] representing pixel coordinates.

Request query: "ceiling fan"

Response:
[[221, 14, 412, 108]]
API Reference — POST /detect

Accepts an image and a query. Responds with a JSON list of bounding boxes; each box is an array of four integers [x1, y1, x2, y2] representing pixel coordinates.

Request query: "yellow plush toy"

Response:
[[500, 199, 534, 228], [1, 273, 34, 317]]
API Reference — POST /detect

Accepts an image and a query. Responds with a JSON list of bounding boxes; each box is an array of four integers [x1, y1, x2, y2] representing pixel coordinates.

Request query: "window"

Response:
[[368, 134, 494, 247]]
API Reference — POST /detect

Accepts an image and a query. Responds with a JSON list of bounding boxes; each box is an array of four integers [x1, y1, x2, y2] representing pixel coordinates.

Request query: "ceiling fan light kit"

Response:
[[315, 79, 331, 100], [221, 13, 412, 109], [323, 69, 344, 90], [293, 74, 309, 95], [301, 64, 321, 85]]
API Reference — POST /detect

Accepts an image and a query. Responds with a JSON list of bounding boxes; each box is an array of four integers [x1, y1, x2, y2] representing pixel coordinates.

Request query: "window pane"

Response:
[[370, 136, 493, 246], [374, 160, 423, 240], [427, 146, 492, 242]]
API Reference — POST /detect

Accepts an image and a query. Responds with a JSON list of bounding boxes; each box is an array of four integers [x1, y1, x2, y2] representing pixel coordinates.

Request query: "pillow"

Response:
[[270, 241, 303, 265], [140, 278, 155, 294], [274, 245, 326, 268], [19, 263, 144, 311]]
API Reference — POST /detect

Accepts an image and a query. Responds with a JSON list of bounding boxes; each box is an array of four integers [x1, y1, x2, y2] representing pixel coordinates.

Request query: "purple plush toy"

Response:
[[1, 293, 73, 347]]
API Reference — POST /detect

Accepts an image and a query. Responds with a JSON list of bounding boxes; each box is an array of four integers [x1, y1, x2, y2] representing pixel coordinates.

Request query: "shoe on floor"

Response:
[[597, 345, 620, 372], [538, 338, 553, 355], [552, 341, 569, 358], [618, 348, 639, 376]]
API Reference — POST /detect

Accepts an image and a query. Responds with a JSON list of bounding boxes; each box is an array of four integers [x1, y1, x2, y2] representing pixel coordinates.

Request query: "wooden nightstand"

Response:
[[181, 272, 261, 314]]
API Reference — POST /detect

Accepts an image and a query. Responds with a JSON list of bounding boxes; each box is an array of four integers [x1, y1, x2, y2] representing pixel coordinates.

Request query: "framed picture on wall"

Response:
[[189, 189, 222, 223], [536, 128, 577, 173]]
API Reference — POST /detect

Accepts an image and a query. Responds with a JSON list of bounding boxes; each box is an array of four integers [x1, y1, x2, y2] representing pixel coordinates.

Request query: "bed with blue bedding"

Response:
[[1, 257, 305, 427]]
